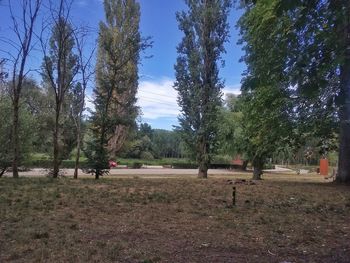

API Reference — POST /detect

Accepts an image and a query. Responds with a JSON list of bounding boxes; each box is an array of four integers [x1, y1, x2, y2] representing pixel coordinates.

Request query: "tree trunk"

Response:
[[197, 138, 209, 178], [252, 158, 264, 180], [337, 6, 350, 183], [12, 97, 19, 178], [73, 124, 81, 179], [95, 169, 100, 180], [52, 105, 61, 178], [242, 160, 248, 171], [198, 161, 208, 178], [0, 167, 7, 177]]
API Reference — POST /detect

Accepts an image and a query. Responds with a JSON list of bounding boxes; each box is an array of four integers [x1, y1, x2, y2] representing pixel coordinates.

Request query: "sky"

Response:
[[0, 0, 245, 130]]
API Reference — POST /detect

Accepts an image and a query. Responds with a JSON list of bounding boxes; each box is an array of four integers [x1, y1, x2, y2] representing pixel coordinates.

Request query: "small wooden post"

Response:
[[232, 186, 236, 206]]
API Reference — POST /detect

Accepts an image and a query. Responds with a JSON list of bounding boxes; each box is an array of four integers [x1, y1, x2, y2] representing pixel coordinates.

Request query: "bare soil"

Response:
[[0, 173, 349, 262]]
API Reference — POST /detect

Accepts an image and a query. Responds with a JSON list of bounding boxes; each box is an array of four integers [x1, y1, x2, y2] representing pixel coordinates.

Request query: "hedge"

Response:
[[23, 159, 88, 169]]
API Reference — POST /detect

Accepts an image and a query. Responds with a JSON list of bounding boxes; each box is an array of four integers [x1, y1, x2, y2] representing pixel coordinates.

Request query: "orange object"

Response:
[[320, 159, 329, 176]]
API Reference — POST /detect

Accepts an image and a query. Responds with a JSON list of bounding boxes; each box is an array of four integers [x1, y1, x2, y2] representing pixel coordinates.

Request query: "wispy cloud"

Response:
[[76, 0, 88, 7], [137, 78, 179, 119], [137, 78, 241, 120], [223, 84, 241, 96], [85, 77, 241, 121]]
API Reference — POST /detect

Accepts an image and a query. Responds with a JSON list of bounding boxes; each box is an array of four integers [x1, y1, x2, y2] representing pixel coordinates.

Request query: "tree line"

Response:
[[1, 0, 349, 182], [0, 0, 149, 179], [174, 0, 348, 182]]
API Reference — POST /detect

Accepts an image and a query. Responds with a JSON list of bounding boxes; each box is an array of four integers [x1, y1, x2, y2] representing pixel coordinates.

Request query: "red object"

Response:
[[320, 159, 328, 176], [109, 160, 117, 168], [231, 155, 244, 166]]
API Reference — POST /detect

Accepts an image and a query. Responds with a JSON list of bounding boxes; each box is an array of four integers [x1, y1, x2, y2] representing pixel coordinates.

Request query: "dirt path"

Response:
[[4, 168, 243, 178], [3, 167, 329, 183]]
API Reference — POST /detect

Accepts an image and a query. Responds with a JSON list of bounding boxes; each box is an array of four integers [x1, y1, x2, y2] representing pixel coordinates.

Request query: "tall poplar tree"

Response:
[[174, 0, 231, 178], [86, 0, 150, 179], [41, 1, 78, 178]]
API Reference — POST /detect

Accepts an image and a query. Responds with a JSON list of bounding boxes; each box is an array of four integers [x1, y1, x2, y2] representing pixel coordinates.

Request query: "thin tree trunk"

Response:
[[73, 131, 81, 179], [0, 167, 7, 177], [12, 96, 19, 178], [337, 5, 350, 183], [252, 158, 264, 180], [53, 104, 61, 178], [197, 139, 208, 179], [242, 160, 248, 171], [73, 113, 82, 179]]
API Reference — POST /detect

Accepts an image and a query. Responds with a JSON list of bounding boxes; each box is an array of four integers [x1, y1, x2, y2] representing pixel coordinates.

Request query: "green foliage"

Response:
[[86, 0, 150, 178], [217, 94, 244, 157], [119, 123, 188, 159], [84, 124, 110, 178], [127, 162, 143, 169], [236, 0, 342, 178], [139, 151, 154, 160], [171, 162, 198, 169], [23, 159, 88, 169], [41, 14, 79, 177], [151, 129, 187, 159], [174, 0, 232, 176], [42, 18, 78, 90], [0, 91, 36, 174]]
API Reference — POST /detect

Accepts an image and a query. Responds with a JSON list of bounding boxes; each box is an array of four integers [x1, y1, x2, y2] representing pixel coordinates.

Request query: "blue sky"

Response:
[[0, 0, 245, 130]]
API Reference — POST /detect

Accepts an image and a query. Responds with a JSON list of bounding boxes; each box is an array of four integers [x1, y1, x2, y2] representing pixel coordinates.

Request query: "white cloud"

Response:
[[223, 85, 241, 96], [137, 78, 241, 120], [85, 78, 241, 120], [137, 78, 179, 119]]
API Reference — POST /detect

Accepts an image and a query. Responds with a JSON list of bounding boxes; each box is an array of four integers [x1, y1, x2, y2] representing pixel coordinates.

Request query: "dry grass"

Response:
[[0, 173, 350, 262]]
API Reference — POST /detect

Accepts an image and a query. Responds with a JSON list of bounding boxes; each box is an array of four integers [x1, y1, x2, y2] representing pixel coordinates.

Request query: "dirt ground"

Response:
[[0, 173, 349, 262]]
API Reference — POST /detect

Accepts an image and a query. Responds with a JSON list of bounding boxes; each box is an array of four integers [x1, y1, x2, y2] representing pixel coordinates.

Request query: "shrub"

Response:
[[263, 163, 275, 169], [140, 151, 154, 160], [171, 162, 198, 169], [23, 159, 88, 169], [127, 162, 143, 169]]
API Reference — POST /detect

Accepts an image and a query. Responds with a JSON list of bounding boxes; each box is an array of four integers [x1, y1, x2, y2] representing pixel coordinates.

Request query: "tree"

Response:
[[240, 86, 293, 179], [0, 79, 37, 177], [217, 94, 246, 165], [86, 0, 150, 179], [71, 28, 95, 179], [3, 0, 42, 178], [41, 0, 78, 177], [174, 0, 232, 178], [21, 78, 54, 154], [0, 94, 12, 177], [238, 0, 348, 181]]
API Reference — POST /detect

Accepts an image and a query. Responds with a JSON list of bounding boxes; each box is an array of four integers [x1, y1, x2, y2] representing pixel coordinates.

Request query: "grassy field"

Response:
[[0, 174, 350, 262]]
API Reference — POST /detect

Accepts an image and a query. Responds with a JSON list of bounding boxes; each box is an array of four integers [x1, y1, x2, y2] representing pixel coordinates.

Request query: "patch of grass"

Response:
[[1, 176, 350, 262]]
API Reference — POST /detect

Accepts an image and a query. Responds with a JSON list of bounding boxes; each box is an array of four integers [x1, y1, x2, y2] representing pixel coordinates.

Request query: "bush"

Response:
[[171, 162, 198, 169], [263, 163, 275, 169], [140, 151, 154, 160], [127, 162, 143, 169], [23, 159, 88, 169], [210, 163, 243, 169], [212, 155, 232, 164]]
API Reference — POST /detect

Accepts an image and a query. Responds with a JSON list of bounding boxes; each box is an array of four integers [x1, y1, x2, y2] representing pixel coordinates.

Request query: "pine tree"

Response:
[[174, 0, 231, 178]]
